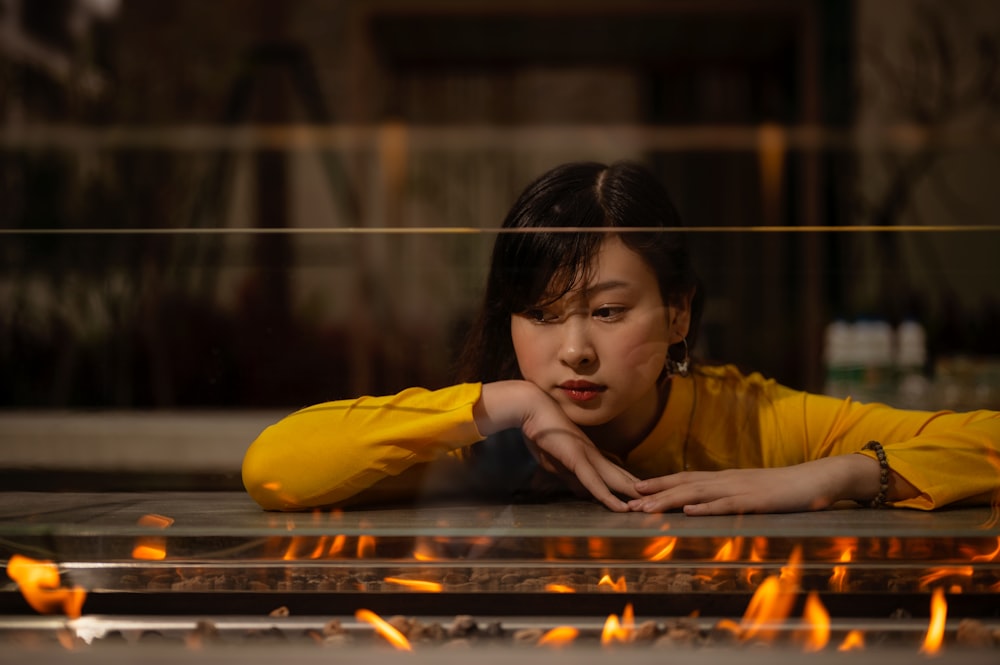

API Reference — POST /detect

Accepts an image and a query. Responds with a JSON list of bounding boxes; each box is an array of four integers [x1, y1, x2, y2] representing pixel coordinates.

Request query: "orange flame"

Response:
[[799, 591, 830, 652], [537, 626, 579, 647], [383, 577, 443, 592], [601, 603, 636, 646], [739, 546, 801, 642], [829, 546, 853, 592], [642, 536, 678, 561], [545, 584, 576, 593], [965, 537, 1000, 562], [137, 514, 174, 528], [5, 555, 85, 619], [918, 567, 973, 590], [920, 588, 947, 655], [132, 514, 172, 560], [598, 574, 627, 592], [132, 539, 167, 560], [357, 535, 376, 558], [355, 608, 412, 651], [838, 629, 866, 651], [327, 534, 347, 557], [713, 537, 743, 562]]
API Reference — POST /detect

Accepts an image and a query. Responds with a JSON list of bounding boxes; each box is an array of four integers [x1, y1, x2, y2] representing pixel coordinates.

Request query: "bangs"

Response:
[[491, 229, 605, 314]]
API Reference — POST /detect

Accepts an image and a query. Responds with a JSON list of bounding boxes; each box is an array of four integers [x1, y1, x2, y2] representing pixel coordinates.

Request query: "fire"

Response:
[[713, 537, 743, 561], [132, 513, 172, 560], [598, 574, 627, 592], [132, 539, 167, 560], [918, 566, 973, 590], [355, 608, 412, 651], [601, 603, 636, 646], [829, 546, 853, 592], [5, 555, 86, 619], [588, 537, 612, 559], [544, 584, 576, 593], [357, 535, 376, 558], [964, 536, 1000, 562], [799, 591, 830, 652], [537, 626, 579, 647], [642, 536, 677, 561], [383, 577, 443, 592], [327, 534, 347, 556], [739, 546, 801, 642], [920, 587, 948, 655], [136, 514, 174, 528], [838, 629, 866, 651]]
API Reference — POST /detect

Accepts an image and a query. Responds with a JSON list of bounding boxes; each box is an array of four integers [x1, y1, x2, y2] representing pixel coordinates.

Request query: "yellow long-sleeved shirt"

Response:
[[242, 364, 1000, 511]]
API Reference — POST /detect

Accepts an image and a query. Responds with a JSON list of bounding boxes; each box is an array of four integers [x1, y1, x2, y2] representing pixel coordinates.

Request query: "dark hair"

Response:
[[456, 160, 703, 383]]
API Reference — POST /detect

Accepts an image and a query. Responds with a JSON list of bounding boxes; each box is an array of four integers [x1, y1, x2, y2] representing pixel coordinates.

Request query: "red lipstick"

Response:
[[559, 380, 606, 402]]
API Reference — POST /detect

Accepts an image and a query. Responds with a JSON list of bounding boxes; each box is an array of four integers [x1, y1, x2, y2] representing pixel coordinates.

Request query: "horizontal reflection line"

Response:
[[0, 225, 998, 235]]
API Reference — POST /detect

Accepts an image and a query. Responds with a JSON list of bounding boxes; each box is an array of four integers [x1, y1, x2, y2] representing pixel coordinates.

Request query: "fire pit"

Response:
[[1, 491, 999, 662]]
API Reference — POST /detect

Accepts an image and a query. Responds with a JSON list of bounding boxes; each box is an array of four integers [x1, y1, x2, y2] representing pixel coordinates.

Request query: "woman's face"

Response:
[[510, 236, 690, 445]]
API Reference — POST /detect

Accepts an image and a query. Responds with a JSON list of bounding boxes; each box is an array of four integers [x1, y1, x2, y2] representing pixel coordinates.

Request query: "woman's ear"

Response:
[[667, 290, 694, 344]]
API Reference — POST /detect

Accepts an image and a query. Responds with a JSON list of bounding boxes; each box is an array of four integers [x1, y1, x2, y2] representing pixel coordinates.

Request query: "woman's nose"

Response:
[[558, 320, 597, 368]]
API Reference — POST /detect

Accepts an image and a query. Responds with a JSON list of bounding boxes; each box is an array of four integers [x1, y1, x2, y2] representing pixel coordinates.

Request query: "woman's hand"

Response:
[[476, 381, 641, 511], [627, 455, 882, 515]]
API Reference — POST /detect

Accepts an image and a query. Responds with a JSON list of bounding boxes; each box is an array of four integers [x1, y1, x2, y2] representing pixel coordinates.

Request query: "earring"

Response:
[[665, 338, 690, 378]]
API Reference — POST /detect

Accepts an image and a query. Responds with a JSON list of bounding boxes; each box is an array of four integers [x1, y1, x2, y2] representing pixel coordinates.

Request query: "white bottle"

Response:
[[823, 320, 861, 400], [896, 320, 931, 410]]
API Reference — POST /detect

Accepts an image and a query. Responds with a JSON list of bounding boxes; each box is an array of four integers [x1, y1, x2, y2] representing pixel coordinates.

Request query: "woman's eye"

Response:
[[524, 309, 554, 323], [594, 306, 625, 320]]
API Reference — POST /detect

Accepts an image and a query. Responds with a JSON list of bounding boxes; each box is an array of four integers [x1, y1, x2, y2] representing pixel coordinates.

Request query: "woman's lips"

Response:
[[559, 381, 606, 402]]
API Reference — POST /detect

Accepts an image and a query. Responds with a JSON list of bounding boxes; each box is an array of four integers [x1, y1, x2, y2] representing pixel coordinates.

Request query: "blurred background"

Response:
[[1, 0, 998, 482]]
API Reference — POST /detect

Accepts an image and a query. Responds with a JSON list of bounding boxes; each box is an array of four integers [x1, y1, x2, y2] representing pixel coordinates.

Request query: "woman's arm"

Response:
[[628, 454, 920, 515], [243, 380, 640, 511], [242, 384, 485, 510]]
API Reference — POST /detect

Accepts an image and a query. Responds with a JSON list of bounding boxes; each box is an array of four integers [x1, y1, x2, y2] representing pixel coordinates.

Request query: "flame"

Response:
[[965, 537, 1000, 562], [588, 537, 612, 559], [829, 546, 853, 592], [545, 584, 576, 593], [742, 538, 767, 587], [131, 539, 167, 560], [601, 603, 636, 646], [355, 608, 411, 651], [598, 574, 627, 592], [920, 588, 947, 655], [327, 534, 347, 557], [537, 626, 579, 647], [838, 629, 866, 651], [5, 555, 86, 619], [713, 537, 743, 562], [137, 514, 174, 528], [643, 536, 678, 561], [133, 514, 172, 560], [282, 536, 307, 561], [383, 577, 443, 592], [739, 546, 801, 642], [412, 537, 438, 561], [918, 567, 973, 590], [799, 591, 830, 652], [357, 535, 376, 558]]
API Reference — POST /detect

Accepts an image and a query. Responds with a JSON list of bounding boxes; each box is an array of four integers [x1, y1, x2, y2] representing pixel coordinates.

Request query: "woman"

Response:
[[242, 161, 1000, 513]]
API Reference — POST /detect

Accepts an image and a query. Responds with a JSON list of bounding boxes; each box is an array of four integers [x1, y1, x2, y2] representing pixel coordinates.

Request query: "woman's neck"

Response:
[[585, 380, 671, 460]]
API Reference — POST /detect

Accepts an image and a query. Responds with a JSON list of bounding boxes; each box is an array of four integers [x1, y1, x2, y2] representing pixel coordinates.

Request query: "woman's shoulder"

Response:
[[693, 363, 781, 390]]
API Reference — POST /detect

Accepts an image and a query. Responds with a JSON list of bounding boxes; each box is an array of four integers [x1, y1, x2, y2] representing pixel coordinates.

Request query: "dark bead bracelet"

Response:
[[862, 440, 890, 508]]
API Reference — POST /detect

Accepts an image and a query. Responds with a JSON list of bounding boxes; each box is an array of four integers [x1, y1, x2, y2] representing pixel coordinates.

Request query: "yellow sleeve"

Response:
[[763, 386, 1000, 510], [242, 383, 485, 510]]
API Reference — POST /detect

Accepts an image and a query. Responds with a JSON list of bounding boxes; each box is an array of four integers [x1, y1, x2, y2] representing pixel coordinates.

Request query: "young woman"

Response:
[[242, 161, 1000, 514]]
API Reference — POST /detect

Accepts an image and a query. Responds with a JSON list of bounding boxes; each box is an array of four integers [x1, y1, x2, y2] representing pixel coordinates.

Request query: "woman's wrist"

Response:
[[474, 380, 545, 436]]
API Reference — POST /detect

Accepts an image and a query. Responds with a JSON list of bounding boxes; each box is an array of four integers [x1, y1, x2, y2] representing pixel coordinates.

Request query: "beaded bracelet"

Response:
[[862, 440, 890, 508]]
